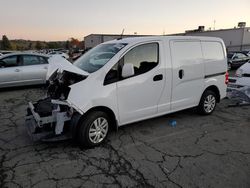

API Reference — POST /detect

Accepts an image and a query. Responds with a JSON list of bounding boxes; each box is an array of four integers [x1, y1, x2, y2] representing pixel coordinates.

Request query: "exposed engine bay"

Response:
[[47, 70, 87, 100]]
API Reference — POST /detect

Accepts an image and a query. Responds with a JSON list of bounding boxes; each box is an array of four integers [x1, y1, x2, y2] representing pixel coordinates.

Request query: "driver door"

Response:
[[116, 42, 165, 125], [0, 55, 21, 87]]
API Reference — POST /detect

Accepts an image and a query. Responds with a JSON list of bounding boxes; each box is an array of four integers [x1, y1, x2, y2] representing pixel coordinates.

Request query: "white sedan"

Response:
[[48, 51, 69, 59], [0, 53, 49, 88], [227, 60, 250, 103], [233, 60, 250, 86]]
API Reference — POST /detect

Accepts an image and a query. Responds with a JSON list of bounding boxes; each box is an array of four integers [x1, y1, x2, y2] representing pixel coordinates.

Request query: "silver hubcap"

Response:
[[204, 95, 216, 113], [89, 117, 108, 144]]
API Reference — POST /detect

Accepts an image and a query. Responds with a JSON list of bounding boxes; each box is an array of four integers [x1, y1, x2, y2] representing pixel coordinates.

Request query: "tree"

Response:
[[69, 38, 81, 49], [46, 42, 61, 49], [1, 35, 12, 50], [65, 40, 70, 49], [35, 41, 42, 50], [28, 42, 32, 50]]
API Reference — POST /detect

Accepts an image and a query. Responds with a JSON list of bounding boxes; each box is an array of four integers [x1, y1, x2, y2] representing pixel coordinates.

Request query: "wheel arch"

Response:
[[203, 85, 221, 103], [71, 106, 118, 138]]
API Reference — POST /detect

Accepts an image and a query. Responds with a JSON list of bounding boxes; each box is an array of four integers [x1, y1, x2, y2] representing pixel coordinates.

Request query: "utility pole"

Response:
[[214, 20, 216, 30]]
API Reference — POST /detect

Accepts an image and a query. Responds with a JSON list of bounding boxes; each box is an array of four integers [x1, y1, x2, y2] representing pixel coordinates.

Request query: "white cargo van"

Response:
[[26, 36, 228, 147]]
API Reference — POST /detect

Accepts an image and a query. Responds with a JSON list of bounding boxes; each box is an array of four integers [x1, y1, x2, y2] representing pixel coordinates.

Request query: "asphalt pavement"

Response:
[[0, 87, 250, 188]]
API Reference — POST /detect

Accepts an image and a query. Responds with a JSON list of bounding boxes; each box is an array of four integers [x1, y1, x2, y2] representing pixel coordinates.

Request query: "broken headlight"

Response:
[[47, 70, 86, 100]]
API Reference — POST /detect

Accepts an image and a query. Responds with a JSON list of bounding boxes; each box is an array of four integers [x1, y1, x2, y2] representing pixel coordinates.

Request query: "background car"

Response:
[[233, 60, 250, 86], [0, 53, 49, 88], [227, 52, 250, 70], [48, 51, 69, 59], [241, 49, 250, 57]]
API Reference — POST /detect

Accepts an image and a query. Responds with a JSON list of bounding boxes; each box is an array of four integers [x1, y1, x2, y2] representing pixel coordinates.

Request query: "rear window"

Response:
[[202, 41, 224, 60], [22, 55, 41, 66]]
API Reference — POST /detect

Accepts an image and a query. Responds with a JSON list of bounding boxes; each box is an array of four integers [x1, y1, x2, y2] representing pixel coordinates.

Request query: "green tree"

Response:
[[65, 40, 70, 49], [1, 35, 12, 50], [35, 41, 42, 50], [28, 42, 32, 50]]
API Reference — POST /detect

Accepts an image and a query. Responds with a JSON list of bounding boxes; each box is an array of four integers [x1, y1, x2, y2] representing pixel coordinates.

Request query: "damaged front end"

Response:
[[26, 98, 74, 141], [47, 69, 86, 100], [25, 56, 87, 142]]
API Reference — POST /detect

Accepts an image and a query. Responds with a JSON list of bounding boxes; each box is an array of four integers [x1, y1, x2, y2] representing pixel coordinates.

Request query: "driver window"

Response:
[[0, 56, 18, 68], [103, 43, 159, 85], [122, 43, 159, 76]]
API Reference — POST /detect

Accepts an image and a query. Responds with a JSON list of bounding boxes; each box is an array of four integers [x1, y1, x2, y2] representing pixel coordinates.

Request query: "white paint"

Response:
[[48, 36, 227, 127]]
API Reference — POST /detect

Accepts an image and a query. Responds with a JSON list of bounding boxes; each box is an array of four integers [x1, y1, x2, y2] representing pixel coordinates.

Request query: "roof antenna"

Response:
[[118, 29, 125, 40]]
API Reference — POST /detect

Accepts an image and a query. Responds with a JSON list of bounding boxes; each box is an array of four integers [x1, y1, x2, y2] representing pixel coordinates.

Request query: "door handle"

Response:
[[44, 66, 48, 70], [15, 69, 20, 72], [179, 69, 184, 79], [153, 74, 163, 81]]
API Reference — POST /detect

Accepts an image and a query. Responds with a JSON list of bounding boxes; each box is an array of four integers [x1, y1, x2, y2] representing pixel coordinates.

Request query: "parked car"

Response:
[[0, 53, 49, 88], [26, 36, 228, 147], [241, 50, 250, 57], [0, 53, 3, 57], [227, 52, 250, 70], [48, 51, 69, 59], [0, 51, 16, 55], [228, 60, 250, 89], [227, 61, 250, 105]]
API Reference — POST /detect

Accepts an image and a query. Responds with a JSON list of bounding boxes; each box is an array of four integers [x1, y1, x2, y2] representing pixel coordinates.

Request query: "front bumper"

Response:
[[25, 99, 73, 142], [26, 117, 54, 141]]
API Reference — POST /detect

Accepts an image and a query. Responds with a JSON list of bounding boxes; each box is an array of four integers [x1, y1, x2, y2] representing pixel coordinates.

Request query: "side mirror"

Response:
[[122, 63, 134, 78]]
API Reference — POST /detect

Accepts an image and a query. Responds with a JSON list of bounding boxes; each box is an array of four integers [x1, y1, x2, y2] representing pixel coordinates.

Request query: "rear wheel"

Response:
[[78, 111, 110, 148], [197, 90, 217, 115]]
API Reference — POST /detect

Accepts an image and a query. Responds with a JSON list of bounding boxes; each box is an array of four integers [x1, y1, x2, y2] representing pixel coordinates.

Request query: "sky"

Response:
[[0, 0, 250, 41]]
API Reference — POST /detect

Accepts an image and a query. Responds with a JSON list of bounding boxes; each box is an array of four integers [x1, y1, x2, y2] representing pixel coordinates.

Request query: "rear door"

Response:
[[170, 40, 204, 111], [0, 55, 22, 87], [19, 55, 48, 84]]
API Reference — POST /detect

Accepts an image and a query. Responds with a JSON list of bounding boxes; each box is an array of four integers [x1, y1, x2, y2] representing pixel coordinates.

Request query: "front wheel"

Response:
[[78, 111, 110, 148], [197, 90, 217, 115]]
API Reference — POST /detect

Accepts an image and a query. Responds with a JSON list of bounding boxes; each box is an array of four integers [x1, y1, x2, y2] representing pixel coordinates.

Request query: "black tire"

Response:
[[197, 90, 217, 115], [77, 111, 110, 148]]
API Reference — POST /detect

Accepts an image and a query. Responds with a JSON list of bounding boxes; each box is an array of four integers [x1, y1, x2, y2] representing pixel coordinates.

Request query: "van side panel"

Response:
[[201, 40, 227, 99], [201, 41, 227, 77], [170, 40, 205, 111]]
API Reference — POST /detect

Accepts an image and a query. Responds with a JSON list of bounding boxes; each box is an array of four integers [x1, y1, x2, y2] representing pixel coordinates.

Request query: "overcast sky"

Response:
[[0, 0, 249, 41]]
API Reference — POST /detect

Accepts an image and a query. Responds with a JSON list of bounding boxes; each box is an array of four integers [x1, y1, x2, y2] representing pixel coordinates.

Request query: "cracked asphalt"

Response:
[[0, 87, 250, 188]]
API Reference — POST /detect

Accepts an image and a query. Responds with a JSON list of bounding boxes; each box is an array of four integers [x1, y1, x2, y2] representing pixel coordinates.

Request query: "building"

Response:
[[84, 34, 150, 49], [179, 23, 250, 51], [84, 23, 250, 52]]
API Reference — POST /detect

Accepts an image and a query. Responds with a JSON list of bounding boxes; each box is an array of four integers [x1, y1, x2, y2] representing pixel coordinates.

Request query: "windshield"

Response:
[[74, 43, 127, 73]]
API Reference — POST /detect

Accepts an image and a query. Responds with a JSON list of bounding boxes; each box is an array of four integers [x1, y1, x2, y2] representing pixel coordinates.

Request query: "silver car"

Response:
[[0, 53, 49, 88]]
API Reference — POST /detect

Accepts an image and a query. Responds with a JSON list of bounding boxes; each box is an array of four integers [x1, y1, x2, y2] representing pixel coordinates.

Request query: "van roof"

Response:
[[105, 35, 224, 45]]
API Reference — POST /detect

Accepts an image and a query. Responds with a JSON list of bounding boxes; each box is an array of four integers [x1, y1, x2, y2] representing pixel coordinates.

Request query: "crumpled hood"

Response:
[[46, 55, 89, 80]]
